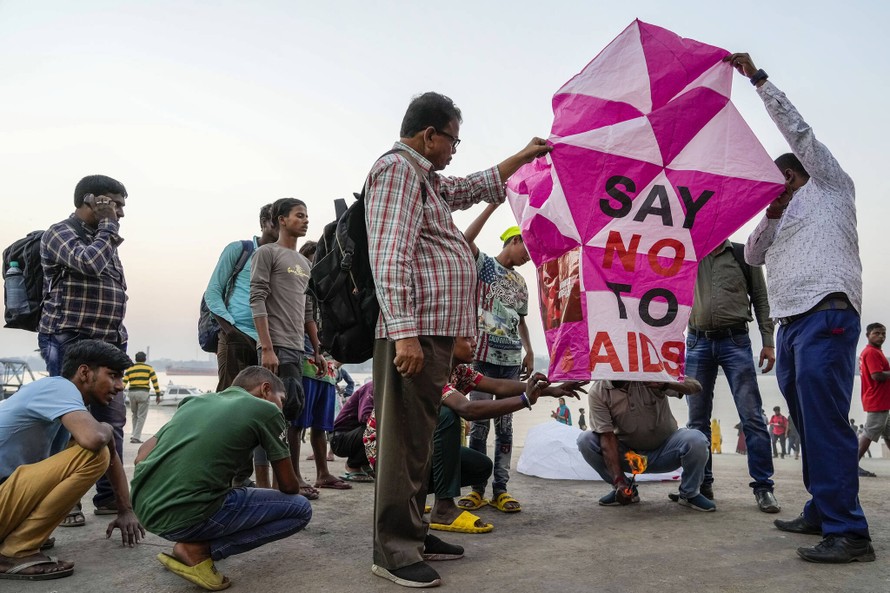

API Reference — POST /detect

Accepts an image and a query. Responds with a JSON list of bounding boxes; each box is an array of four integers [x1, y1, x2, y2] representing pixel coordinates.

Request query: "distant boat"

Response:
[[165, 363, 217, 376]]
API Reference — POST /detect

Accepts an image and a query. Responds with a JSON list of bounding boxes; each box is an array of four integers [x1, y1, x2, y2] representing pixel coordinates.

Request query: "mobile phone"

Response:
[[84, 193, 96, 207]]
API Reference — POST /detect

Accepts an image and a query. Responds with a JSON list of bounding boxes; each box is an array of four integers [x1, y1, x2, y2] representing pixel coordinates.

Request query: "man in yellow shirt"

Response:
[[123, 352, 161, 444]]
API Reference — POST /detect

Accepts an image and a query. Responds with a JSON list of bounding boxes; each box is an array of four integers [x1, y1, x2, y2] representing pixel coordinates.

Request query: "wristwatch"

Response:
[[750, 69, 769, 86]]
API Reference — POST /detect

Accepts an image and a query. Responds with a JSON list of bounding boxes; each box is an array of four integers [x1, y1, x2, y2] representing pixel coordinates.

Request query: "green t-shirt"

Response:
[[130, 387, 290, 534]]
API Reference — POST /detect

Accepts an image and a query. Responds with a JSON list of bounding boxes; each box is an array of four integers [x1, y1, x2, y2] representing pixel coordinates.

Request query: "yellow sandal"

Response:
[[457, 491, 488, 510], [489, 492, 522, 513]]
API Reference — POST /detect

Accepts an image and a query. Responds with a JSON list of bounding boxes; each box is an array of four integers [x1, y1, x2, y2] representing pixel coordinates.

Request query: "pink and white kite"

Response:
[[507, 19, 785, 382]]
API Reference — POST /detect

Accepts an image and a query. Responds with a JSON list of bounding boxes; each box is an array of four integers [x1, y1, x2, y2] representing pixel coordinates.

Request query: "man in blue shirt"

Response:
[[204, 203, 278, 392], [0, 340, 144, 582]]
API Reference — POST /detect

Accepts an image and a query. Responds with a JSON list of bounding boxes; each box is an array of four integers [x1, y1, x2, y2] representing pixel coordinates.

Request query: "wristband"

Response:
[[749, 69, 768, 86], [519, 393, 533, 410]]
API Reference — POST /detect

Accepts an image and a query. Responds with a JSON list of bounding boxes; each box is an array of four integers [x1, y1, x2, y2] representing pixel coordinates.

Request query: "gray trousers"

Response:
[[129, 390, 151, 440], [372, 336, 454, 570]]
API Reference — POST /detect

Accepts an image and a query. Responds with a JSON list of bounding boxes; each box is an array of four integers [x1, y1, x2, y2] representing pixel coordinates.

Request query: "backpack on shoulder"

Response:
[[198, 240, 255, 353], [310, 150, 428, 363], [2, 219, 88, 331]]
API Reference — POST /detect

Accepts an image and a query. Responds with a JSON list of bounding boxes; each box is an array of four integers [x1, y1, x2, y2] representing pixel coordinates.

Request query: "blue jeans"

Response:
[[160, 487, 312, 560], [684, 332, 774, 493], [576, 429, 709, 498], [776, 307, 869, 539], [38, 332, 127, 507], [468, 361, 517, 494]]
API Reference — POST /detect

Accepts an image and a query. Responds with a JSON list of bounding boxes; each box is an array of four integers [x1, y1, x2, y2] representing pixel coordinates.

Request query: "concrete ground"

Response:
[[30, 442, 890, 593]]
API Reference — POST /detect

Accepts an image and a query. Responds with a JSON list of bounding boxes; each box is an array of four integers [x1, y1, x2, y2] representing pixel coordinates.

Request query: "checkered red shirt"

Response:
[[365, 142, 505, 340]]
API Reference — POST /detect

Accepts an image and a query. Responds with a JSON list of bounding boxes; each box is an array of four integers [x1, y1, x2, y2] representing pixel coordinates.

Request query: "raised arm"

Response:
[[42, 219, 122, 277], [462, 202, 500, 257]]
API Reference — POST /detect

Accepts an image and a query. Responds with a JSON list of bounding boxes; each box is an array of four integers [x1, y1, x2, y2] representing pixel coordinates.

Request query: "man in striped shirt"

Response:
[[38, 174, 130, 520], [123, 352, 162, 443], [366, 91, 549, 588]]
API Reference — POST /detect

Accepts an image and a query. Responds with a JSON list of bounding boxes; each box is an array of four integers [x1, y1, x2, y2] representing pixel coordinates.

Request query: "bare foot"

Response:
[[0, 552, 74, 577], [430, 499, 463, 525], [172, 542, 211, 567]]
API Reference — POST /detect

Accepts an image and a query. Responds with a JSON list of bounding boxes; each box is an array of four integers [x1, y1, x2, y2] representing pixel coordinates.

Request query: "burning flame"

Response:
[[625, 451, 648, 475]]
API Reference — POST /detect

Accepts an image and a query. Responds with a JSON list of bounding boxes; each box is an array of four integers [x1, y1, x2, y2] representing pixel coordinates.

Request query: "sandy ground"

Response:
[[31, 419, 890, 593]]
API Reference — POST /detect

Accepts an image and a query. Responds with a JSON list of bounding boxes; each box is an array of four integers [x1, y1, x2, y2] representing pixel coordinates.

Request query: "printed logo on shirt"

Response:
[[287, 265, 309, 277], [279, 428, 289, 445]]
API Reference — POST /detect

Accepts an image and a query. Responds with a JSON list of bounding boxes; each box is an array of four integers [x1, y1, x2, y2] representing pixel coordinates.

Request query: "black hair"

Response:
[[399, 92, 462, 138], [60, 340, 133, 379], [867, 322, 886, 333], [134, 351, 147, 362], [774, 153, 809, 178], [503, 235, 523, 249], [74, 175, 127, 207], [299, 240, 318, 260], [773, 406, 781, 412], [233, 366, 285, 393], [271, 198, 307, 227], [259, 203, 274, 225]]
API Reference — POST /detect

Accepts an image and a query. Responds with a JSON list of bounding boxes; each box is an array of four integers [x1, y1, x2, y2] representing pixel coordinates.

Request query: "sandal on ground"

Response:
[[429, 511, 493, 534], [489, 492, 522, 513], [340, 471, 374, 483], [456, 491, 487, 510], [157, 553, 230, 591], [94, 502, 118, 515], [0, 554, 74, 581], [59, 504, 85, 527], [299, 485, 320, 500], [314, 478, 352, 490]]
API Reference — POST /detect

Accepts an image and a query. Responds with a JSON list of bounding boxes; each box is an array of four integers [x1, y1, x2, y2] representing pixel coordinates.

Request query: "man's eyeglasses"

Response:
[[435, 129, 461, 149]]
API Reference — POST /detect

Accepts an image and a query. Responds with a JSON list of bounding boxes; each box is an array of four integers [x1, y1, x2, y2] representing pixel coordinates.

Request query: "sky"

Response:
[[1, 0, 887, 361]]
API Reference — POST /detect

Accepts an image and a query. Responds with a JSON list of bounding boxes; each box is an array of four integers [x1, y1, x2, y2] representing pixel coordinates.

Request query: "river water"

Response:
[[146, 372, 881, 457]]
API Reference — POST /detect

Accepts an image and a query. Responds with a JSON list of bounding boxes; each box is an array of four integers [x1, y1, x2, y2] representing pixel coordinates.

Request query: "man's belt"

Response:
[[777, 293, 851, 326], [688, 326, 748, 339]]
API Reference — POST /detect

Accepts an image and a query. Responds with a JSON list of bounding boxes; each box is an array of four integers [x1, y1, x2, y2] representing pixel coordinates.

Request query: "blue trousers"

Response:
[[161, 487, 311, 560], [776, 307, 869, 539], [576, 429, 709, 498], [39, 332, 127, 507], [684, 332, 774, 492]]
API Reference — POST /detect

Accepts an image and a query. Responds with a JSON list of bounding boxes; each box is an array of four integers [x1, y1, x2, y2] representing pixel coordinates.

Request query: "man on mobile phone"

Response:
[[39, 174, 130, 523]]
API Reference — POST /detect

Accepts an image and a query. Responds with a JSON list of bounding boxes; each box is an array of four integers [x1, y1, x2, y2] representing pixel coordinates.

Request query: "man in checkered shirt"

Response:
[[39, 174, 130, 520], [365, 91, 549, 589]]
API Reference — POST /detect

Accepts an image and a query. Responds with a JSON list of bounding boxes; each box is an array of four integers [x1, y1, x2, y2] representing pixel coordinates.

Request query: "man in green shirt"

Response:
[[131, 366, 310, 591]]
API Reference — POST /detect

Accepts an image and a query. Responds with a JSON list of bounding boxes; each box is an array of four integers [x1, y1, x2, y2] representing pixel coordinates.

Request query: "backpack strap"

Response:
[[222, 239, 254, 305]]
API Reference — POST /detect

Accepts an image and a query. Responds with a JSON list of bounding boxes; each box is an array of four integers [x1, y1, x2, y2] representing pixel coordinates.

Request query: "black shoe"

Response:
[[797, 535, 875, 563], [423, 534, 464, 561], [372, 562, 442, 588], [774, 513, 821, 535], [700, 483, 714, 500], [755, 490, 781, 513], [858, 466, 877, 477]]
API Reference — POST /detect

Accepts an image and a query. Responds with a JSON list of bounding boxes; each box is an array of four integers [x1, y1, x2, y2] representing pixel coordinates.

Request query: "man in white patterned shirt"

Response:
[[365, 91, 549, 588], [730, 52, 873, 564]]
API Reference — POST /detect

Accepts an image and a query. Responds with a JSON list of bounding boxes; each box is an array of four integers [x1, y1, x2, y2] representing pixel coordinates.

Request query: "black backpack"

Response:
[[310, 150, 428, 363], [3, 219, 88, 331], [198, 240, 255, 353]]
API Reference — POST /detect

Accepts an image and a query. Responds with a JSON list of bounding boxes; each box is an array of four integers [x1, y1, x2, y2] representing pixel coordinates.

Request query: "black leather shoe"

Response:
[[423, 534, 464, 561], [755, 490, 781, 513], [774, 513, 820, 535], [797, 535, 875, 563]]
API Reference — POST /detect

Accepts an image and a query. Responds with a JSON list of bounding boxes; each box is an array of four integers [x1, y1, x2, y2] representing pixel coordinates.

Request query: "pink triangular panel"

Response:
[[647, 87, 728, 164], [669, 103, 787, 182], [523, 213, 580, 265], [550, 145, 664, 244], [556, 20, 652, 114], [558, 115, 663, 167], [551, 95, 643, 137], [638, 20, 728, 109], [665, 168, 784, 256]]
